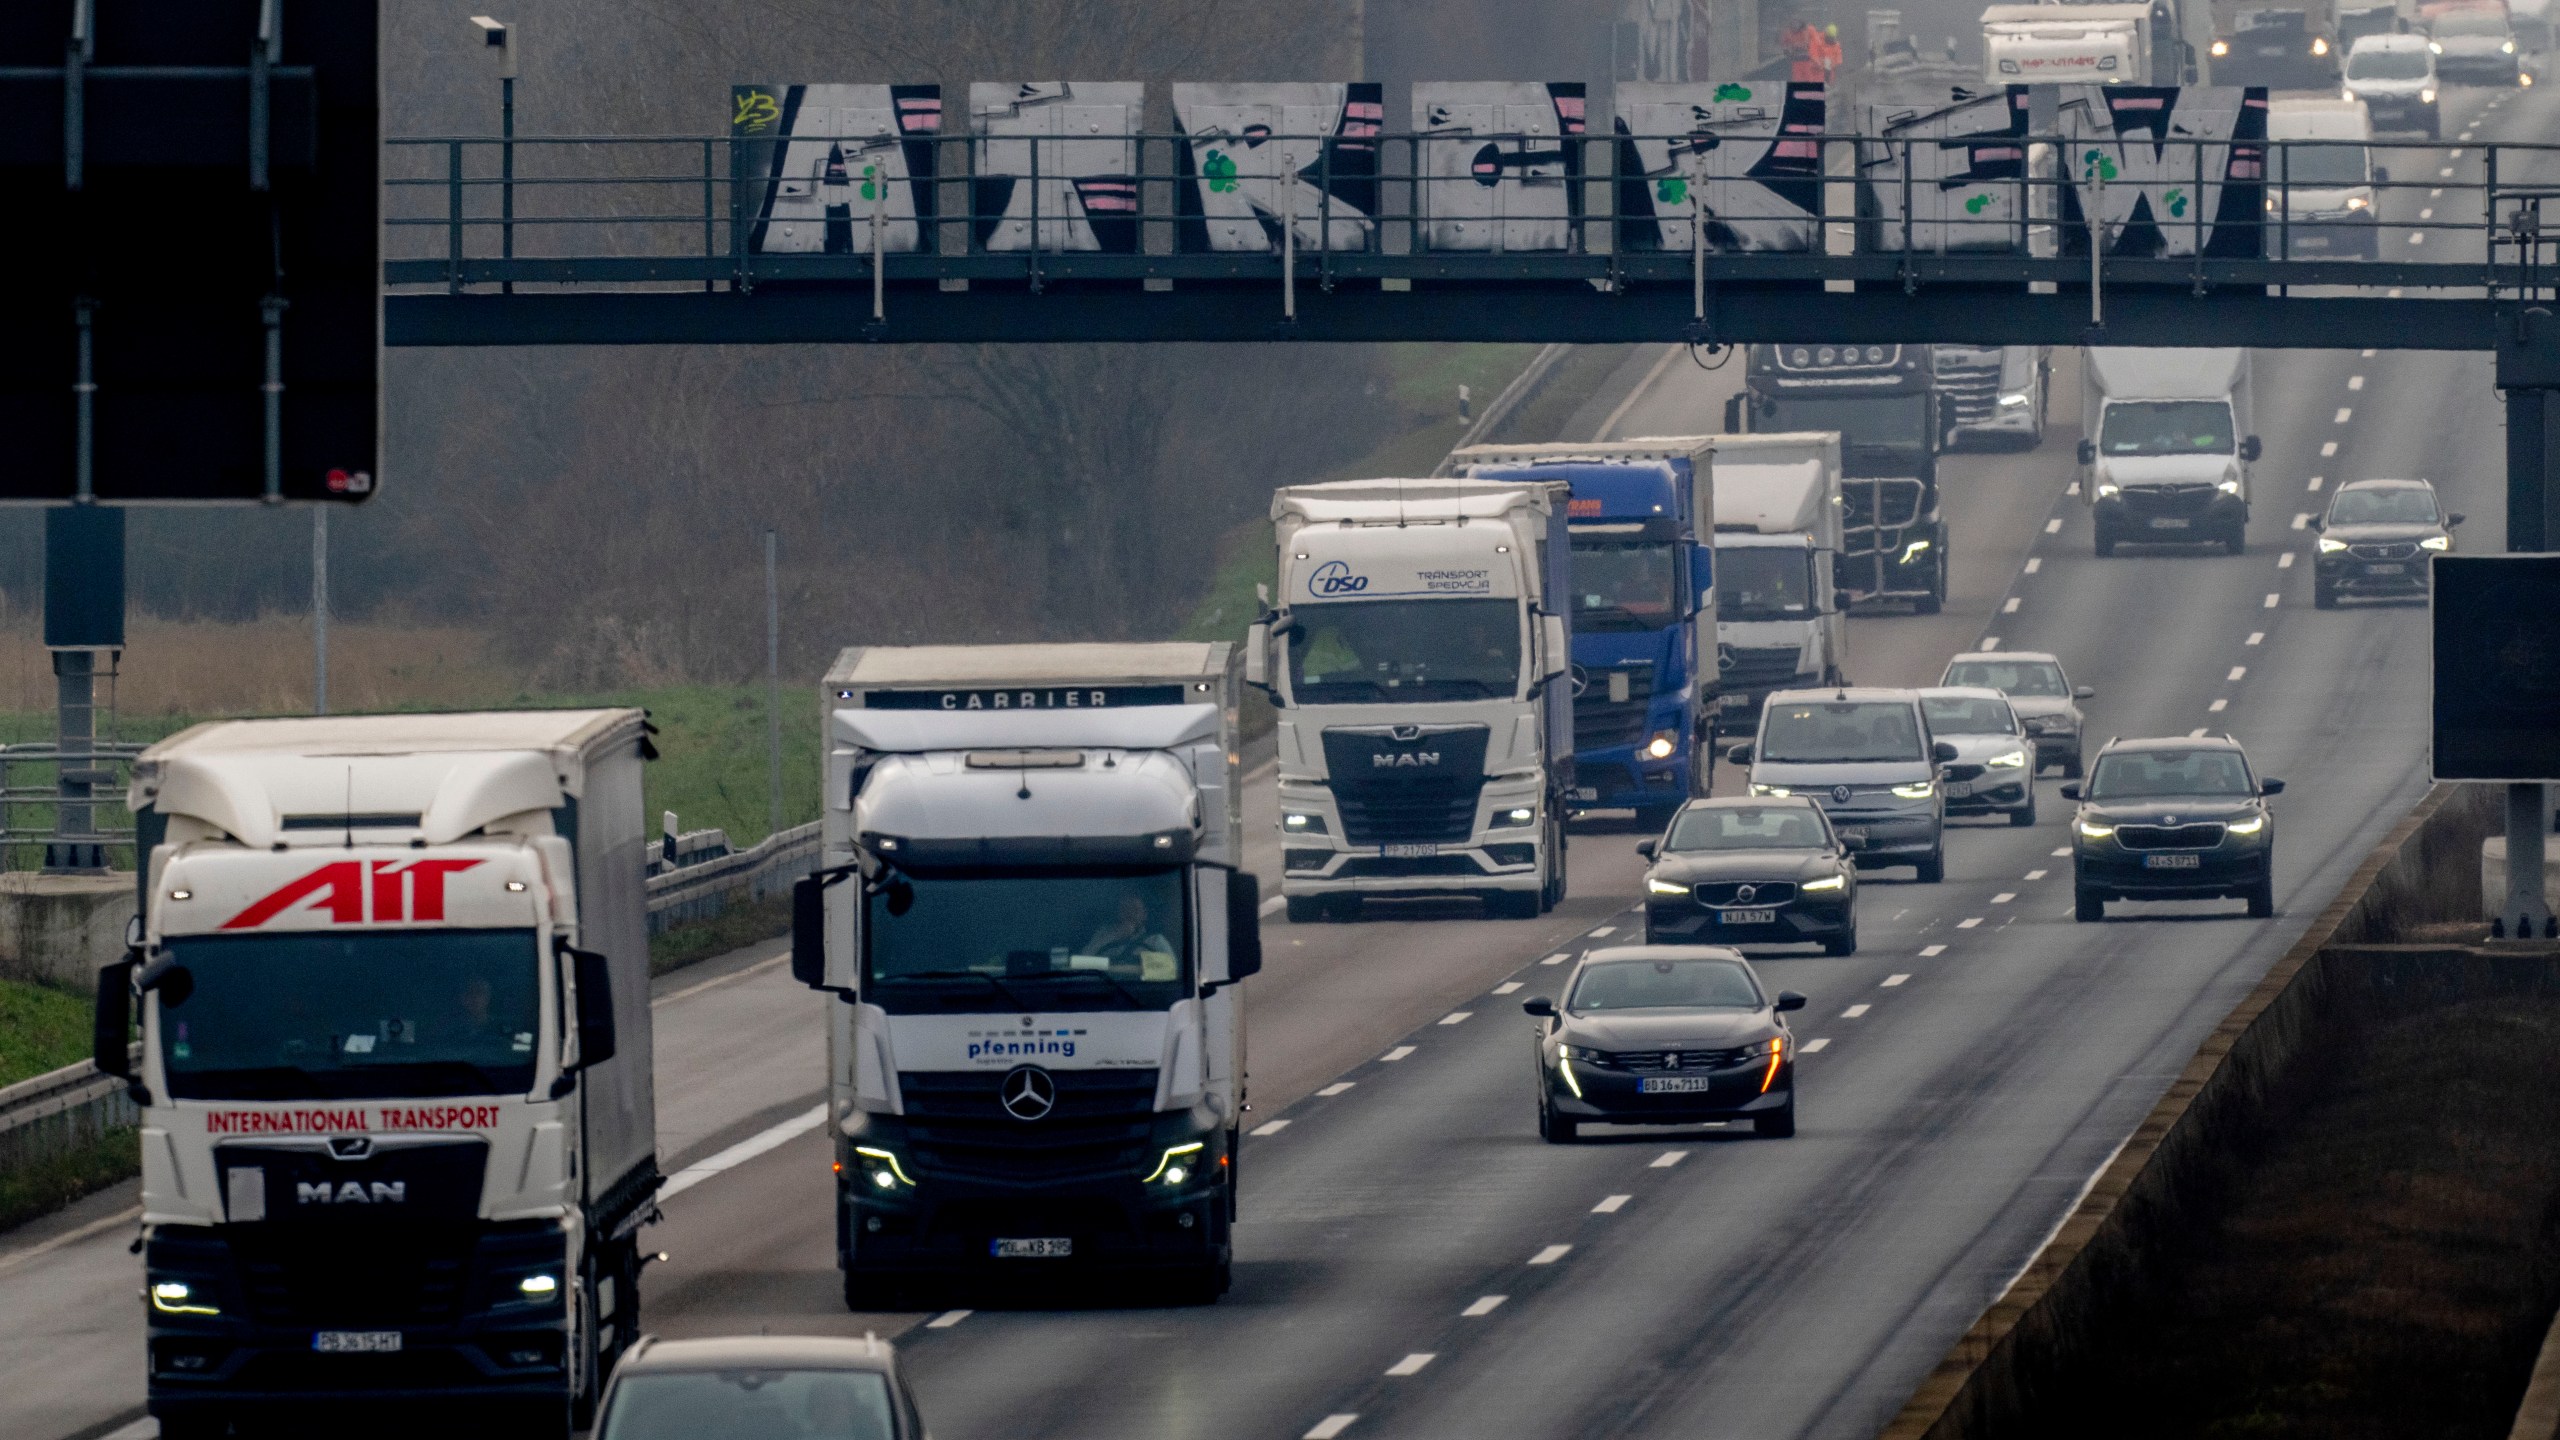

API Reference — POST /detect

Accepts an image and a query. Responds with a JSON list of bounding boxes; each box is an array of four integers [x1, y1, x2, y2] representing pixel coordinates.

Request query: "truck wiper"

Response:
[[879, 969, 1034, 1009], [1043, 969, 1152, 1009]]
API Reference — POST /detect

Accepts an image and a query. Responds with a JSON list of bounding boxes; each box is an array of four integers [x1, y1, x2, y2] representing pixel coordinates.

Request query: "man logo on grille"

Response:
[[1001, 1065, 1057, 1121]]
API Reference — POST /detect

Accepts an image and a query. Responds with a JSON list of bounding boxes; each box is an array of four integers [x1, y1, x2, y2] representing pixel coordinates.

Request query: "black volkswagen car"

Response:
[[1638, 796, 1860, 954], [2065, 735, 2282, 921], [1523, 947, 1806, 1141], [2312, 478, 2461, 607]]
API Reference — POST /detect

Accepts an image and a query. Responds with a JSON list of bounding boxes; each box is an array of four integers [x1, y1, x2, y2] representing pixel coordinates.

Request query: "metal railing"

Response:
[[0, 742, 144, 872]]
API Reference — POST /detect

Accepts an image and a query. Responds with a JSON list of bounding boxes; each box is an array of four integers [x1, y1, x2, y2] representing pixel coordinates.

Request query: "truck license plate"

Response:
[[313, 1331, 403, 1354], [1640, 1076, 1715, 1094], [2366, 563, 2405, 575], [1720, 908, 1778, 925], [990, 1237, 1073, 1258], [1382, 843, 1440, 858], [2143, 853, 2202, 870], [2148, 517, 2191, 530], [1570, 787, 1599, 802]]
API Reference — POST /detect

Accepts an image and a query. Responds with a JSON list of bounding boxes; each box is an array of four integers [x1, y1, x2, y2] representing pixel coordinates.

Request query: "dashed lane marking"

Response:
[[1883, 973, 1910, 986], [2410, 232, 2426, 245], [2308, 475, 2323, 490], [2065, 481, 2080, 496], [2362, 348, 2376, 356], [1540, 953, 1570, 966], [1802, 1037, 1833, 1053], [2025, 869, 2048, 880], [2210, 698, 2229, 712], [1528, 1244, 1573, 1265], [2348, 374, 2365, 390], [2420, 207, 2435, 220], [1439, 1011, 1472, 1026], [1594, 1194, 1632, 1213], [1921, 943, 1948, 956], [1260, 895, 1286, 916], [2333, 407, 2352, 423], [2229, 665, 2247, 681], [2320, 440, 2338, 457], [1306, 1415, 1360, 1439], [2246, 631, 2264, 646], [1651, 1150, 1689, 1168], [927, 1310, 972, 1329], [1386, 1354, 1436, 1377], [1493, 981, 1523, 995], [2044, 518, 2063, 534], [2025, 557, 2042, 574], [1463, 1295, 1508, 1317], [2277, 553, 2295, 569], [2051, 847, 2072, 857], [1318, 1082, 1356, 1097], [1982, 635, 2001, 650], [2190, 726, 2210, 738], [2264, 593, 2282, 608], [1957, 917, 1983, 929], [1383, 1046, 1416, 1062], [1589, 925, 1617, 937], [1993, 892, 2016, 903], [2292, 512, 2312, 529], [2003, 597, 2021, 613], [1253, 1119, 1292, 1136]]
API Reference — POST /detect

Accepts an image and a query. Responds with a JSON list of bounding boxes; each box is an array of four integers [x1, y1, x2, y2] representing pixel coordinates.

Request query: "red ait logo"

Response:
[[221, 860, 484, 930]]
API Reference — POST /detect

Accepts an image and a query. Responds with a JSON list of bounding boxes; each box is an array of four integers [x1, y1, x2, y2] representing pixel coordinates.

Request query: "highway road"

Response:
[[1, 83, 2542, 1440]]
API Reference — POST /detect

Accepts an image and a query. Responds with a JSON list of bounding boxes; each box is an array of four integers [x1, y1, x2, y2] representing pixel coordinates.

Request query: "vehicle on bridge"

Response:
[[2065, 734, 2283, 920], [99, 711, 660, 1437], [1937, 345, 2051, 452], [800, 644, 1256, 1305], [1456, 437, 1720, 828], [1522, 948, 1806, 1141], [1705, 432, 1850, 739], [593, 1334, 925, 1440], [1728, 687, 1953, 883], [2312, 476, 2463, 606], [2266, 98, 2382, 260], [1940, 649, 2097, 777], [1258, 477, 1574, 921], [2426, 0, 2526, 82], [2210, 0, 2345, 86], [1637, 796, 1861, 954], [2080, 346, 2260, 557], [1920, 686, 2042, 826], [2345, 32, 2444, 136], [1733, 344, 1949, 614]]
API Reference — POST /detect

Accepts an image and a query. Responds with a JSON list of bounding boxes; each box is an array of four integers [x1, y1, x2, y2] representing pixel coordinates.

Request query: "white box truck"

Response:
[[1253, 477, 1574, 922], [1985, 2, 2161, 84], [1707, 433, 1851, 735], [100, 710, 659, 1436], [795, 644, 1256, 1305], [2079, 346, 2260, 556]]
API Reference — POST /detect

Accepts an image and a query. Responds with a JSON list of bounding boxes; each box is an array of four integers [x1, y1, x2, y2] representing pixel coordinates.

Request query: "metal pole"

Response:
[[1283, 150, 1298, 320], [2089, 163, 2105, 328], [312, 505, 329, 715], [73, 300, 95, 503], [53, 649, 94, 870], [261, 296, 285, 503], [764, 529, 783, 840], [501, 74, 515, 295], [2506, 782, 2550, 937], [871, 198, 885, 322]]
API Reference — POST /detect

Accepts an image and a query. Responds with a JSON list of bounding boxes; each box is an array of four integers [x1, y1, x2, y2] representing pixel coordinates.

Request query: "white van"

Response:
[[2266, 97, 2381, 258], [2344, 33, 2442, 136]]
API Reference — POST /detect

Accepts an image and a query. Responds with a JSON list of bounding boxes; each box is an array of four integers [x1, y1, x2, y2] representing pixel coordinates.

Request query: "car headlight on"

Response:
[[1642, 730, 1679, 761], [1647, 876, 1692, 896], [1891, 780, 1936, 800], [1750, 784, 1793, 797], [853, 1145, 916, 1190], [2227, 813, 2267, 836], [1745, 1034, 1788, 1091], [2505, 38, 2517, 52], [1144, 1142, 1207, 1186], [2430, 40, 2443, 52], [1557, 1044, 1607, 1063], [1802, 872, 1848, 892], [2078, 818, 2118, 839], [2421, 534, 2451, 551], [150, 1280, 220, 1317], [1282, 811, 1328, 835], [1999, 391, 2030, 408], [1900, 538, 1933, 564], [2217, 478, 2242, 495], [2313, 35, 2330, 54], [2096, 482, 2121, 498], [2318, 536, 2349, 553], [1493, 805, 1537, 829], [1987, 748, 2029, 769], [2347, 194, 2369, 210], [2266, 196, 2279, 212], [2211, 37, 2230, 54], [2422, 87, 2438, 102], [2344, 87, 2359, 100]]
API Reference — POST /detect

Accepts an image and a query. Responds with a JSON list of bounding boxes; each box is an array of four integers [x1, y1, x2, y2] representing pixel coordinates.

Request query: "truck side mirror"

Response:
[[1723, 393, 1746, 432], [1225, 870, 1264, 982], [1243, 621, 1271, 689], [2374, 164, 2391, 183], [568, 947, 616, 1069], [2240, 435, 2263, 462], [791, 873, 828, 988], [1540, 613, 1570, 680], [1834, 590, 1854, 612], [2076, 439, 2097, 465], [94, 957, 136, 1080]]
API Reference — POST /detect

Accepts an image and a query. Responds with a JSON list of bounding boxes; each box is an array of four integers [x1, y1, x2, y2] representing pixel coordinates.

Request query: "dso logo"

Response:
[[1307, 561, 1369, 597]]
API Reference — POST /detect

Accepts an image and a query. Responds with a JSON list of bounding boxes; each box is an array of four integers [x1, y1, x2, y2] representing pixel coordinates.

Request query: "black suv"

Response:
[[2064, 735, 2282, 921], [2312, 478, 2462, 608]]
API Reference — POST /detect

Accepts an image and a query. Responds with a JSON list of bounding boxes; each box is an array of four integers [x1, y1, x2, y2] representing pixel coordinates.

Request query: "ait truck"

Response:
[[1255, 477, 1573, 922], [1984, 2, 2162, 83], [1733, 344, 1948, 613], [1453, 437, 1718, 825], [796, 644, 1256, 1305], [98, 711, 658, 1436], [2210, 0, 2345, 86], [1707, 432, 1850, 737], [2080, 346, 2260, 556]]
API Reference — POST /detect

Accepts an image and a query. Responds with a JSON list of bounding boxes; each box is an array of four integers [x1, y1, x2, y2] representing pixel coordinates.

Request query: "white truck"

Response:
[[2079, 346, 2260, 556], [1985, 2, 2161, 83], [795, 644, 1257, 1305], [1936, 345, 2052, 451], [99, 710, 659, 1437], [1253, 477, 1574, 922], [1707, 433, 1851, 736]]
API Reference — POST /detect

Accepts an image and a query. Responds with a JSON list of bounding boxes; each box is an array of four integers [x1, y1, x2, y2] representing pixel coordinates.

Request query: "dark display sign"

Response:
[[2433, 555, 2560, 781]]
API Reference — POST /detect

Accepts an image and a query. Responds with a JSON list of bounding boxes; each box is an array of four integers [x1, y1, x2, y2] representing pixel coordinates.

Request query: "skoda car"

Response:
[[1638, 796, 1860, 954], [1920, 687, 2039, 826], [2066, 735, 2283, 921], [1730, 688, 1952, 883], [1940, 650, 2094, 777], [2312, 477, 2461, 607], [595, 1334, 926, 1440], [1523, 946, 1806, 1141]]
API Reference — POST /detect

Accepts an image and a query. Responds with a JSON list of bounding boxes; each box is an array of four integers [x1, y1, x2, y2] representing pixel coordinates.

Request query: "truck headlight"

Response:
[[2318, 536, 2349, 553], [1647, 876, 1691, 896], [2421, 534, 2451, 551], [2430, 40, 2443, 52], [1987, 748, 2029, 769], [2346, 195, 2369, 210], [1144, 1142, 1207, 1186], [1801, 873, 1848, 892], [150, 1281, 220, 1316], [518, 1273, 561, 1299], [1890, 780, 1936, 800], [1282, 812, 1328, 835], [2078, 819, 2117, 840], [853, 1145, 915, 1190], [1493, 805, 1537, 829], [2227, 813, 2266, 836], [1900, 538, 1933, 564], [2313, 35, 2330, 54], [2422, 87, 2438, 102], [1998, 392, 2030, 408], [2504, 38, 2517, 52], [2211, 37, 2229, 54], [1750, 784, 1793, 797], [1643, 730, 1679, 761]]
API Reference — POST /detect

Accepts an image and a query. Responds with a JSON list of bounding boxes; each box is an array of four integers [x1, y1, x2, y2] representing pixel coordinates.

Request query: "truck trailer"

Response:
[[797, 644, 1256, 1305], [102, 710, 659, 1437]]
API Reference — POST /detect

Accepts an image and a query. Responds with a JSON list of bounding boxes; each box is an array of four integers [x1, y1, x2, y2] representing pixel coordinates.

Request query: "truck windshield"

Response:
[[1716, 548, 1817, 619], [865, 867, 1191, 1013], [2275, 143, 2369, 186], [2347, 48, 2430, 77], [1286, 598, 1521, 704], [157, 929, 541, 1101], [1759, 700, 1926, 763], [2099, 400, 2234, 456], [1566, 538, 1680, 632], [1762, 396, 1929, 448]]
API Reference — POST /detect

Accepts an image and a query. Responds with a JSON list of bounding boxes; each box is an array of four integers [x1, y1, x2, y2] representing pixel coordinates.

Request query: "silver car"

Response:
[[594, 1334, 928, 1440], [1919, 687, 2039, 826], [1939, 650, 2094, 777]]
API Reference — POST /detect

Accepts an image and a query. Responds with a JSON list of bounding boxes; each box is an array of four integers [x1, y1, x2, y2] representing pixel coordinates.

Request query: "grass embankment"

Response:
[[2017, 993, 2560, 1440], [0, 978, 92, 1089]]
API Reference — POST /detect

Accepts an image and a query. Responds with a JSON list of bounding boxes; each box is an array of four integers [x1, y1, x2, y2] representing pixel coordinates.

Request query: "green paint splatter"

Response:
[[1204, 149, 1240, 193], [859, 165, 881, 202], [1713, 83, 1753, 101], [2163, 186, 2188, 217], [2082, 148, 2118, 181], [1657, 175, 1689, 204], [1964, 192, 1994, 214]]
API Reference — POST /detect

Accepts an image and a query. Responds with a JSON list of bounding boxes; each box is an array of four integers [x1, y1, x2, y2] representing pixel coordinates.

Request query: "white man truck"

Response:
[[794, 644, 1258, 1305], [1255, 477, 1574, 923], [2080, 346, 2260, 557], [1707, 433, 1851, 737], [98, 711, 658, 1437]]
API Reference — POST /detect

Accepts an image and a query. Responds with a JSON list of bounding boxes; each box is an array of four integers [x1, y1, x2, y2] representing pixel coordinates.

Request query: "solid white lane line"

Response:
[[1540, 953, 1569, 965], [1842, 1003, 1871, 1018], [1992, 892, 2016, 904], [2044, 518, 2063, 534], [1529, 1244, 1573, 1265], [660, 1104, 829, 1202], [927, 1310, 972, 1329], [1589, 925, 1617, 937], [1651, 1149, 1689, 1168], [1463, 1295, 1508, 1317], [2308, 475, 2324, 490], [2348, 374, 2365, 390], [2209, 698, 2229, 712], [1260, 895, 1286, 916], [1921, 943, 1948, 956], [2025, 557, 2043, 574], [1802, 1037, 1833, 1053], [1253, 1119, 1292, 1136], [1957, 917, 1983, 929], [1382, 1046, 1416, 1062], [2333, 407, 2351, 424], [1493, 981, 1523, 995], [2320, 440, 2338, 457], [1598, 345, 1688, 438], [2292, 512, 2312, 529], [1306, 1415, 1360, 1439], [2277, 553, 2295, 569], [2025, 869, 2048, 881], [2228, 665, 2247, 681], [1386, 1354, 1436, 1377], [2264, 593, 2282, 608], [0, 1204, 142, 1277], [1883, 973, 1910, 986], [2246, 631, 2264, 646], [1317, 1082, 1356, 1097], [1439, 1011, 1472, 1026], [2003, 597, 2021, 613], [1594, 1194, 1632, 1213]]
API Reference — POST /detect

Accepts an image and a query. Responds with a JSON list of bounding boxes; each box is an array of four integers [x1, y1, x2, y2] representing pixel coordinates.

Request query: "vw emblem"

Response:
[[2163, 814, 2179, 825], [1390, 724, 1424, 742], [1000, 1065, 1057, 1122], [328, 1136, 373, 1161], [1735, 883, 1759, 903], [1832, 784, 1854, 803]]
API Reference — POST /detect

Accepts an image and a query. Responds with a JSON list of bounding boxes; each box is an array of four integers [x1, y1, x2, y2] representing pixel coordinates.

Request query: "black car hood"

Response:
[[1648, 850, 1842, 884], [2080, 796, 2261, 823], [1557, 1008, 1777, 1051], [2322, 521, 2444, 545]]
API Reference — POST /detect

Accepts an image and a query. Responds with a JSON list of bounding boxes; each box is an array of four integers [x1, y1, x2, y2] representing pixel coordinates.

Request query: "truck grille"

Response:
[[1843, 478, 1924, 530], [1322, 726, 1491, 847], [899, 1069, 1161, 1183], [233, 1224, 477, 1327], [1934, 355, 2002, 425], [2115, 822, 2227, 850], [2349, 541, 2420, 560], [2120, 484, 2220, 518], [1718, 645, 1806, 692], [1690, 880, 1799, 906], [1573, 665, 1656, 749]]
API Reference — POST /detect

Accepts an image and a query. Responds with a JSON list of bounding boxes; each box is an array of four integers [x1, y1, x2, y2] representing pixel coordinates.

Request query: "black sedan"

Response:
[[1639, 796, 1860, 954], [2312, 478, 2461, 607], [2066, 735, 2282, 921], [1523, 946, 1807, 1141]]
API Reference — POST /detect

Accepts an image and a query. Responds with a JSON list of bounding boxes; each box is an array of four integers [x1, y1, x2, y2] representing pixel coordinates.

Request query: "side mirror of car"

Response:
[[2307, 515, 2325, 532], [1726, 742, 1755, 765], [2260, 778, 2286, 796], [1521, 997, 1557, 1018], [2059, 782, 2083, 801], [1933, 740, 1960, 764], [2076, 438, 2098, 466], [2074, 685, 2095, 699], [1839, 833, 1867, 852], [2374, 164, 2391, 183], [2448, 511, 2467, 527], [1774, 991, 1808, 1013], [2241, 435, 2264, 462], [1635, 840, 1657, 860]]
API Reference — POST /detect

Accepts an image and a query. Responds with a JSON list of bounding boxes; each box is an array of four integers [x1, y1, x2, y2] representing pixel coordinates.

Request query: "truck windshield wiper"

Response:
[[1040, 969, 1153, 1009], [878, 969, 1034, 1009]]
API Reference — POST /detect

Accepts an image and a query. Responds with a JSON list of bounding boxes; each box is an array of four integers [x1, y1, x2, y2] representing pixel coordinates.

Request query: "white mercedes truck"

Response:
[[1709, 432, 1850, 737], [99, 710, 658, 1438], [1254, 477, 1574, 923], [795, 644, 1258, 1306]]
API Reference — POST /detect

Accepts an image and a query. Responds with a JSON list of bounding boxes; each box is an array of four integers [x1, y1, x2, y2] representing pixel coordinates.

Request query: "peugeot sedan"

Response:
[[1639, 796, 1860, 954], [1523, 947, 1806, 1141], [595, 1334, 927, 1440], [1939, 650, 2094, 777], [2312, 477, 2461, 607], [2066, 735, 2282, 921], [1919, 686, 2039, 826]]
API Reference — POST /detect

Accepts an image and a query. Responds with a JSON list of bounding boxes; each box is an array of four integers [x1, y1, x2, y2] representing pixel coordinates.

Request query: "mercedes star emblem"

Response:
[[1832, 784, 1854, 803], [1000, 1065, 1057, 1122], [2164, 815, 2179, 825]]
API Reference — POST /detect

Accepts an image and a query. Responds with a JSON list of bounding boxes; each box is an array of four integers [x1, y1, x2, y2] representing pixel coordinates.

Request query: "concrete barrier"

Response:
[[1881, 782, 2505, 1440], [0, 872, 131, 991]]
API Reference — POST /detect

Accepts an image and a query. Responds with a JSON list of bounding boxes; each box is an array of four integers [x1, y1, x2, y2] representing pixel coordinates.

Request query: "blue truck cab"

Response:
[[1456, 440, 1718, 826]]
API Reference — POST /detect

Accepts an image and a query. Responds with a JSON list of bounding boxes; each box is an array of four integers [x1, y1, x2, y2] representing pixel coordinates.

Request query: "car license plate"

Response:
[[990, 1237, 1073, 1258], [2367, 563, 2406, 575], [2149, 517, 2191, 530], [313, 1331, 403, 1354], [1641, 1076, 1716, 1094], [1382, 843, 1440, 858], [1838, 827, 1868, 843], [1570, 786, 1599, 802], [1721, 907, 1778, 925], [2143, 853, 2202, 870], [1944, 779, 1975, 798]]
